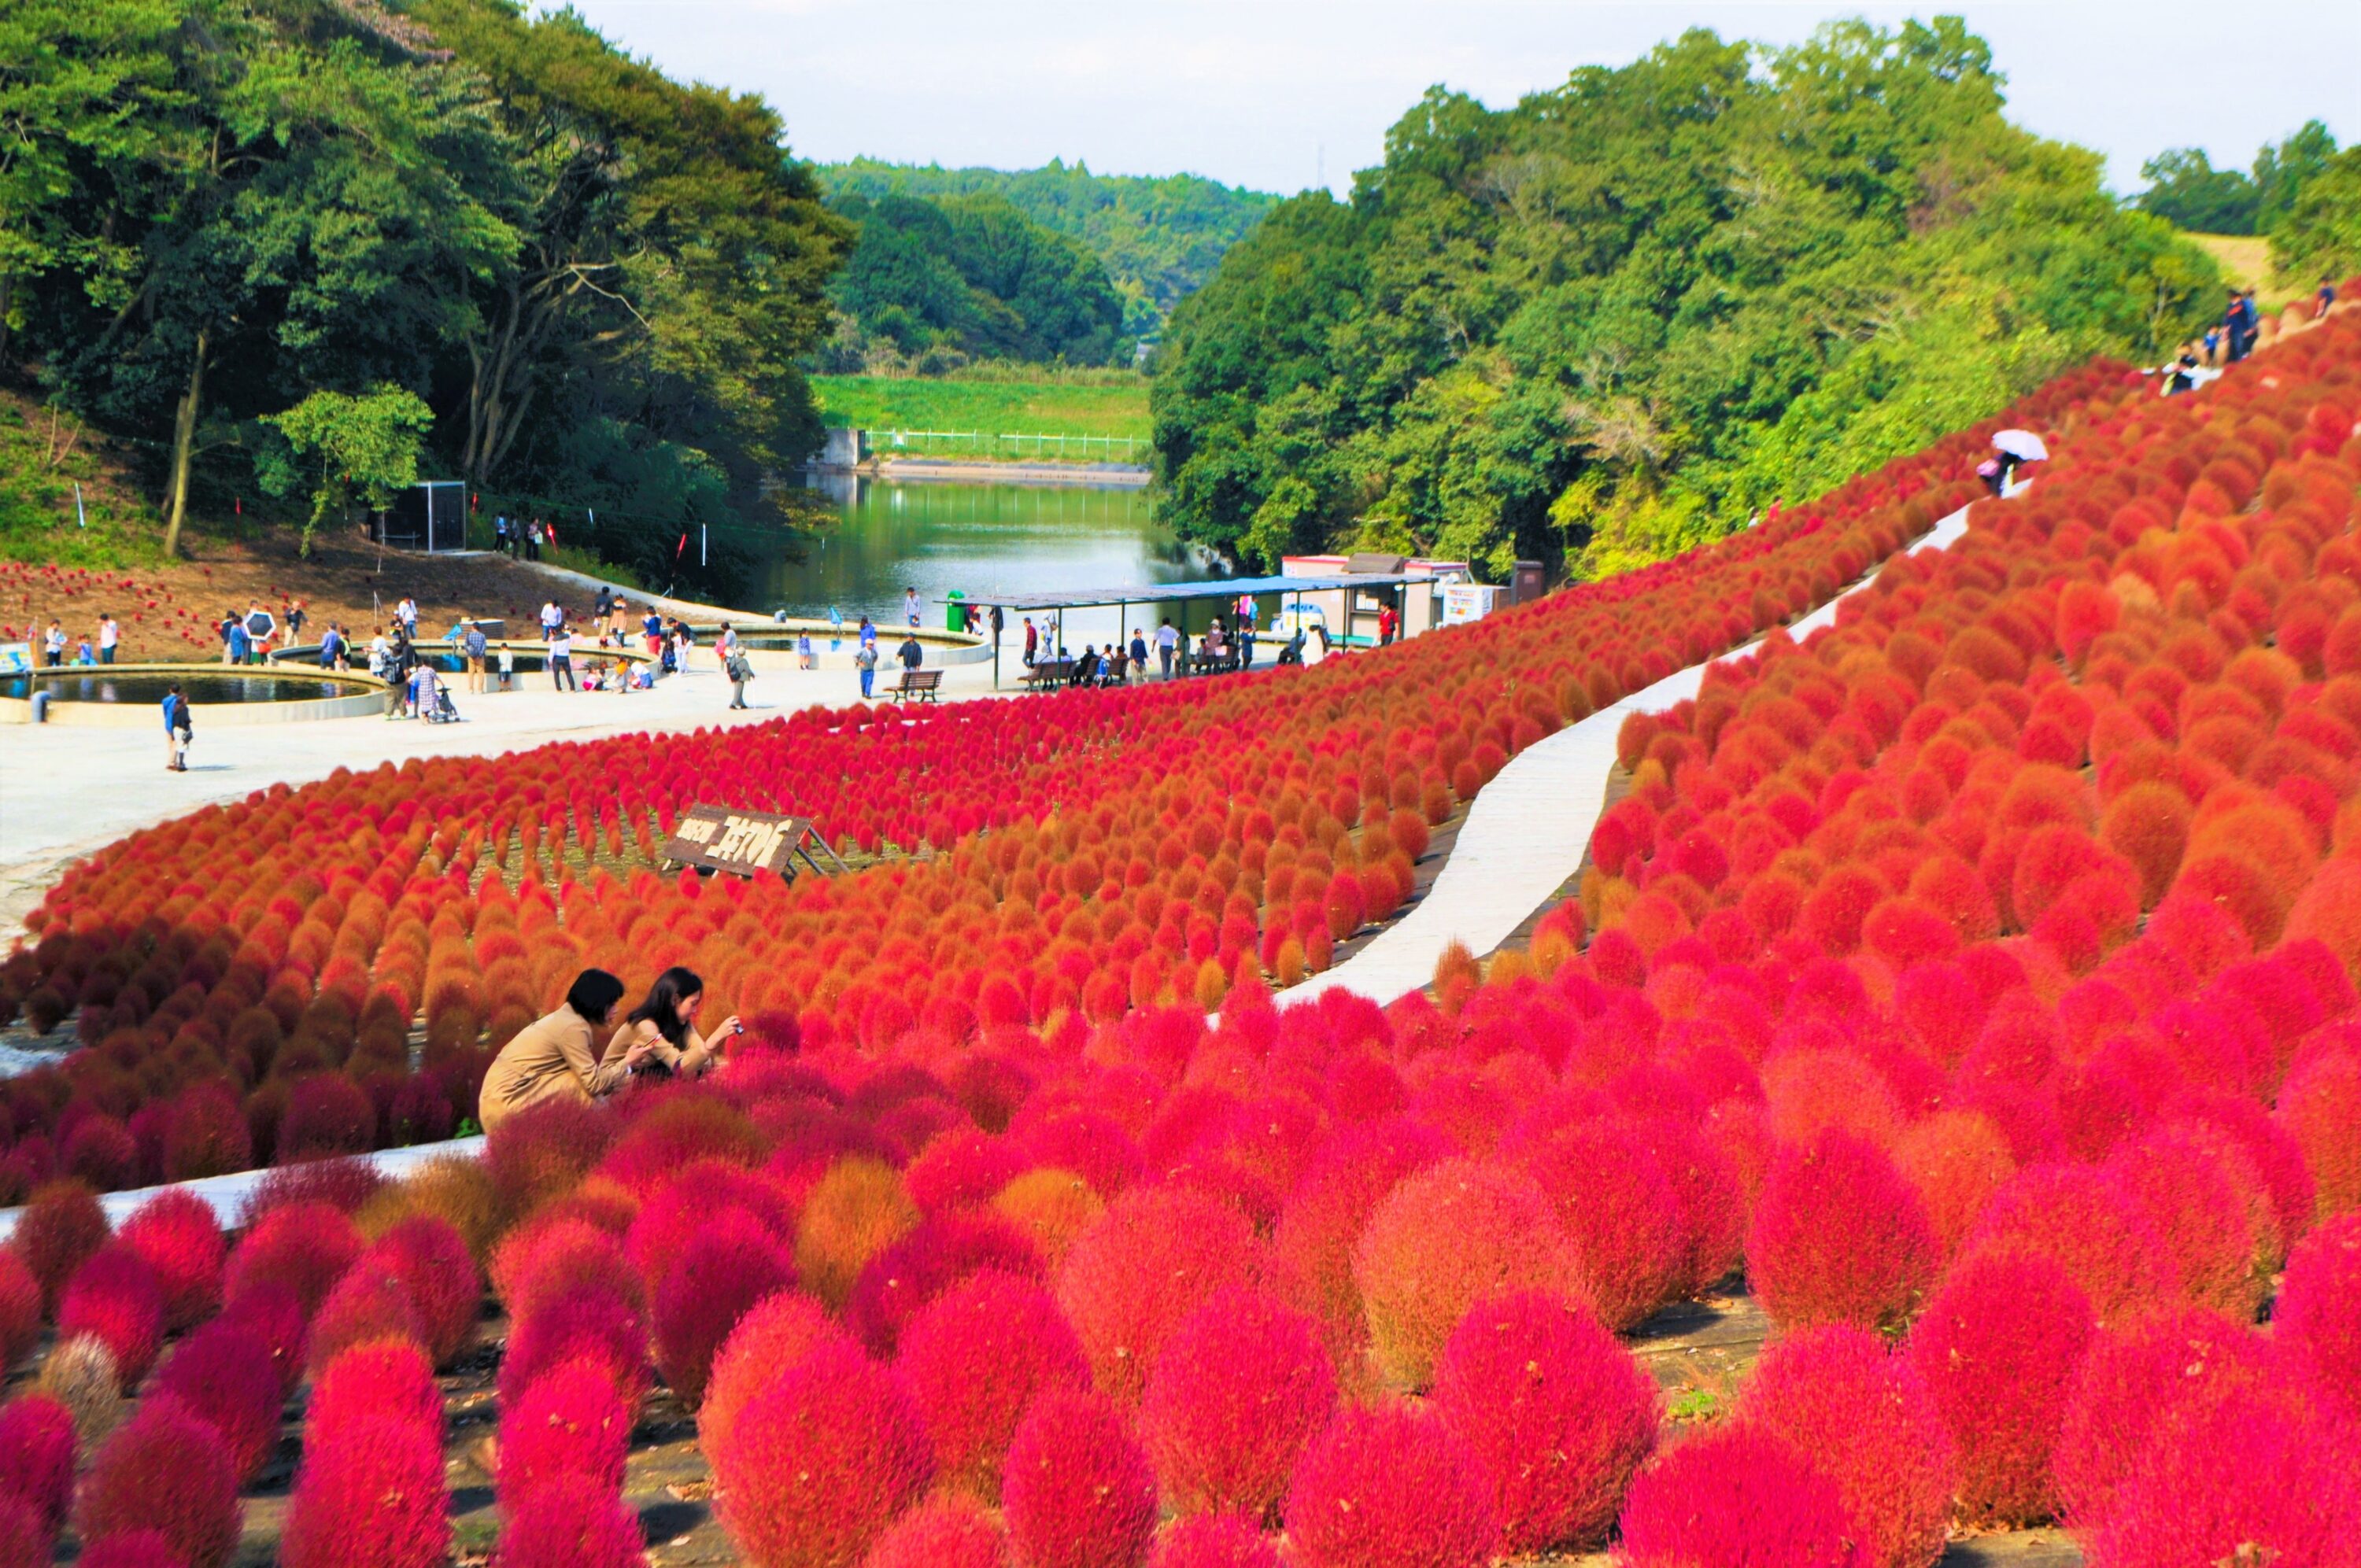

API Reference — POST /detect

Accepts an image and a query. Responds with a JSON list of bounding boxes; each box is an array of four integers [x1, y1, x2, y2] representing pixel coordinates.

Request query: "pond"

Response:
[[2, 670, 359, 705], [736, 478, 1212, 644]]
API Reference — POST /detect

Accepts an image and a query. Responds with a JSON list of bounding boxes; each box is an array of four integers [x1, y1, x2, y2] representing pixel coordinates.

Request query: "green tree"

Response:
[[2270, 147, 2361, 288], [2253, 120, 2340, 231], [2134, 148, 2260, 234], [257, 384, 434, 553]]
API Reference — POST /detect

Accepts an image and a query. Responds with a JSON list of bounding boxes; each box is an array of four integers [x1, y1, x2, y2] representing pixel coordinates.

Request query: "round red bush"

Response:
[[655, 1208, 792, 1409], [58, 1245, 164, 1389], [72, 1400, 241, 1568], [224, 1199, 362, 1319], [309, 1338, 442, 1442], [1906, 1248, 2095, 1526], [2090, 1382, 2361, 1568], [1138, 1286, 1336, 1521], [490, 1470, 644, 1568], [0, 1393, 76, 1532], [497, 1284, 651, 1414], [277, 1075, 379, 1162], [76, 1529, 186, 1568], [712, 1337, 933, 1568], [859, 1494, 1010, 1568], [1962, 1163, 2176, 1327], [305, 1263, 423, 1375], [497, 1354, 630, 1498], [0, 1252, 39, 1370], [151, 1319, 286, 1485], [1269, 1116, 1454, 1369], [1003, 1387, 1159, 1568], [1428, 1289, 1654, 1555], [898, 1268, 1089, 1501], [700, 1289, 852, 1466], [1055, 1186, 1263, 1407], [1148, 1512, 1280, 1568], [13, 1179, 108, 1313], [2052, 1305, 2277, 1531], [1616, 1422, 1867, 1568], [217, 1280, 308, 1396], [1284, 1400, 1497, 1568], [279, 1413, 448, 1568], [2278, 1046, 2361, 1222], [845, 1209, 1042, 1356], [362, 1216, 479, 1369], [1742, 1323, 1953, 1568], [1502, 1114, 1684, 1329], [116, 1189, 227, 1333], [2104, 1123, 2265, 1316], [2274, 1212, 2361, 1425], [1747, 1130, 1938, 1334], [1350, 1158, 1583, 1392]]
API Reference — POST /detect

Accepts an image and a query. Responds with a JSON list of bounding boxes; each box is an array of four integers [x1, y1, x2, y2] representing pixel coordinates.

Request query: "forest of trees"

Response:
[[820, 159, 1282, 340], [1151, 20, 2233, 580], [0, 0, 848, 554], [816, 192, 1131, 371], [2134, 121, 2340, 236]]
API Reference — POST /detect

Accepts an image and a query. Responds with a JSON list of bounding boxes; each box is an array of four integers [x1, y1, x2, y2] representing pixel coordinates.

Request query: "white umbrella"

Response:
[[1992, 429, 2049, 462]]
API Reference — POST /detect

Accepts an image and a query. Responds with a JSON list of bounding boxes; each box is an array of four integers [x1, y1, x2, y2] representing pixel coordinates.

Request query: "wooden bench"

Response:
[[889, 669, 942, 703], [1021, 659, 1074, 692]]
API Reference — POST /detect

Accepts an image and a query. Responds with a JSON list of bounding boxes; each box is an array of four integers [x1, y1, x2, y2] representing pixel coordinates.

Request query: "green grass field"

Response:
[[810, 372, 1154, 454], [2186, 233, 2307, 308]]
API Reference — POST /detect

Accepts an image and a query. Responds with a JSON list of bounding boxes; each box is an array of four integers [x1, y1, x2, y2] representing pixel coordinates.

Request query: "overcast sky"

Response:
[[556, 0, 2359, 199]]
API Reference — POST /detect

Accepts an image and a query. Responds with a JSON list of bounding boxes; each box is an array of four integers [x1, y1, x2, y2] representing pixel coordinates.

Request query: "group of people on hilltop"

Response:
[[2160, 276, 2342, 397], [491, 512, 553, 560]]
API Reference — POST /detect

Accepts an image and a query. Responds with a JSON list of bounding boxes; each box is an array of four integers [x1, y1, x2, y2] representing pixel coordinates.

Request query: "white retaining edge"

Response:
[[1271, 502, 1977, 1012], [0, 1137, 486, 1241]]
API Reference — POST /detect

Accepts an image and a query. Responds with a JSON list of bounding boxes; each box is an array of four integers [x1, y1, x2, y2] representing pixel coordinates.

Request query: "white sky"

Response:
[[556, 0, 2359, 198]]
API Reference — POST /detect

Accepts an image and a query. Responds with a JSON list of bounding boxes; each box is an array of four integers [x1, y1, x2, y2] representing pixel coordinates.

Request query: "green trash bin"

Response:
[[946, 589, 966, 633]]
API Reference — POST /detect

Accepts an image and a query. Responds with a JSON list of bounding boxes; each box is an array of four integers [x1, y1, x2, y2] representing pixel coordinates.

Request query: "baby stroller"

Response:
[[426, 684, 463, 723]]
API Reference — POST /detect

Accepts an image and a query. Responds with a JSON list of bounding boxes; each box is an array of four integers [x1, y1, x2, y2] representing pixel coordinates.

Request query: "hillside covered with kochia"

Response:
[[1150, 20, 2226, 580]]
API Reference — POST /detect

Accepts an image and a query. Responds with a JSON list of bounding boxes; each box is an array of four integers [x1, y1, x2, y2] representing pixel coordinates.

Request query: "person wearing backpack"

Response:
[[726, 646, 753, 710], [162, 684, 192, 772]]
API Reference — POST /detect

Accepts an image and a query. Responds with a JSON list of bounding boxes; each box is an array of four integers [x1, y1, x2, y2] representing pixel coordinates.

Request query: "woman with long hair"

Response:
[[478, 968, 646, 1134], [601, 965, 737, 1081]]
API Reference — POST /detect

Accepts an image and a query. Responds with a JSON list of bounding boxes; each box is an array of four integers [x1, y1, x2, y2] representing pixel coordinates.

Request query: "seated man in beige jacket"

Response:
[[478, 969, 647, 1135], [600, 965, 738, 1081]]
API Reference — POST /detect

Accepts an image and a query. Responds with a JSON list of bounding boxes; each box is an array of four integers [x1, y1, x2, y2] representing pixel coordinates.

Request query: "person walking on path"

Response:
[[897, 633, 924, 673], [855, 638, 878, 700], [1156, 618, 1179, 680], [1023, 617, 1039, 666], [97, 614, 118, 664], [318, 624, 346, 670], [285, 598, 305, 644], [494, 515, 510, 555], [1129, 628, 1148, 685], [526, 518, 544, 561], [463, 620, 489, 692], [162, 684, 191, 772], [903, 585, 922, 628], [549, 625, 577, 690], [726, 644, 753, 710], [40, 621, 65, 667], [593, 584, 612, 622], [478, 970, 648, 1134], [988, 603, 1004, 646], [2321, 277, 2340, 319], [1377, 603, 1398, 646]]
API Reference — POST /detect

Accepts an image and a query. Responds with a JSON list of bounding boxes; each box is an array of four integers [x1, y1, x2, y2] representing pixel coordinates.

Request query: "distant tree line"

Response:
[[2132, 121, 2360, 290], [1150, 20, 2230, 580], [0, 0, 849, 552]]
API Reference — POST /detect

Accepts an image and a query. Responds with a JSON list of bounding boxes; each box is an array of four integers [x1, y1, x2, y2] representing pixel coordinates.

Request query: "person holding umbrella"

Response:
[[1986, 430, 2047, 496]]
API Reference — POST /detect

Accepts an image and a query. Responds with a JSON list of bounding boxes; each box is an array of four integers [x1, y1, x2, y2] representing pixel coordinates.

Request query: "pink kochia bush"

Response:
[[115, 1189, 227, 1332], [1055, 1186, 1263, 1408], [1003, 1388, 1160, 1568], [223, 1199, 362, 1319], [0, 1252, 40, 1370], [1740, 1324, 1953, 1568], [72, 1400, 242, 1568], [150, 1320, 288, 1485], [2274, 1212, 2361, 1424], [1284, 1402, 1498, 1568], [1138, 1287, 1336, 1521], [2089, 1383, 2361, 1568], [308, 1338, 443, 1444], [279, 1415, 449, 1568], [362, 1216, 480, 1368], [1428, 1291, 1656, 1555], [491, 1471, 646, 1568], [711, 1337, 934, 1568], [899, 1270, 1091, 1501], [75, 1530, 187, 1568], [1747, 1130, 1938, 1334], [698, 1290, 852, 1466], [1616, 1422, 1868, 1568], [654, 1208, 793, 1408], [2051, 1306, 2278, 1532], [498, 1356, 632, 1498], [1906, 1249, 2095, 1526], [0, 1393, 77, 1533], [1148, 1512, 1281, 1568], [58, 1244, 165, 1389], [859, 1494, 1011, 1568]]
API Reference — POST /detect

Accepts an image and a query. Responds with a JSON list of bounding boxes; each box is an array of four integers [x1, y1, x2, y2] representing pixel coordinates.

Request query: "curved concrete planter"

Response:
[[0, 663, 390, 726]]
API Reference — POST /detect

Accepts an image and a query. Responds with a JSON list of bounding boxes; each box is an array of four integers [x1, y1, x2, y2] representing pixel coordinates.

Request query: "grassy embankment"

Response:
[[810, 367, 1153, 463], [2185, 232, 2311, 308]]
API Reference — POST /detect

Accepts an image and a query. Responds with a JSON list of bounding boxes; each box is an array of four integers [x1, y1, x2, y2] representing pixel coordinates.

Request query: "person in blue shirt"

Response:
[[318, 625, 345, 670], [2320, 277, 2339, 319], [226, 618, 251, 665], [162, 684, 191, 771]]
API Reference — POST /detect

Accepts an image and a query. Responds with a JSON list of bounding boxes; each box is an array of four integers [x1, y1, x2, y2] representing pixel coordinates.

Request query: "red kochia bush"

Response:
[[845, 1209, 1043, 1356], [115, 1188, 227, 1332], [224, 1199, 363, 1319], [1502, 1113, 1683, 1330], [1747, 1130, 1938, 1334], [497, 1284, 651, 1413], [1962, 1163, 2175, 1327], [1055, 1186, 1264, 1407], [859, 1494, 1011, 1568], [1138, 1286, 1336, 1521], [712, 1337, 934, 1568], [1350, 1159, 1583, 1391], [1742, 1324, 1952, 1568], [1615, 1422, 1867, 1568], [1906, 1249, 2095, 1526], [1284, 1401, 1498, 1568], [1003, 1387, 1160, 1568], [74, 1529, 185, 1568], [362, 1216, 479, 1368], [58, 1245, 164, 1388], [1429, 1291, 1656, 1555], [305, 1264, 423, 1375], [654, 1208, 792, 1409], [2052, 1306, 2276, 1530], [150, 1320, 286, 1485], [0, 1496, 44, 1568], [0, 1393, 77, 1533], [309, 1339, 442, 1443], [13, 1179, 108, 1312], [497, 1355, 630, 1497], [1148, 1512, 1281, 1568], [279, 1415, 448, 1568], [0, 1253, 39, 1370], [72, 1400, 241, 1568], [900, 1269, 1091, 1501], [699, 1290, 852, 1466], [2274, 1213, 2361, 1425], [2090, 1383, 2361, 1568], [490, 1470, 645, 1568]]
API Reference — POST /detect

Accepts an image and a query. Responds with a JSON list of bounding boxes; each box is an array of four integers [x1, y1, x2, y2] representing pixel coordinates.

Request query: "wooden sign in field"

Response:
[[660, 804, 848, 880]]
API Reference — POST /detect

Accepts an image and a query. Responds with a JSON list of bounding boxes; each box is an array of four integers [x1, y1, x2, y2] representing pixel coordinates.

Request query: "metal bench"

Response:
[[889, 668, 943, 703], [1021, 659, 1074, 692]]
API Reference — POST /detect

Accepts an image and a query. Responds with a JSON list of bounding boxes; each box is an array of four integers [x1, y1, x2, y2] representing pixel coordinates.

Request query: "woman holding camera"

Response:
[[478, 969, 652, 1134], [600, 965, 738, 1081]]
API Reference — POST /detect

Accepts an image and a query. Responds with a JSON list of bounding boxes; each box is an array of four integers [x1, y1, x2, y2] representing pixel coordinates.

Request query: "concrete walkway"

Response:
[[1274, 502, 1976, 1011], [0, 1136, 486, 1240]]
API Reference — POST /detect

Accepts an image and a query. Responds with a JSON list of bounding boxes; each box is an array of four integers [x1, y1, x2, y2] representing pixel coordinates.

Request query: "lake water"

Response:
[[737, 478, 1210, 649], [1, 671, 356, 704]]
